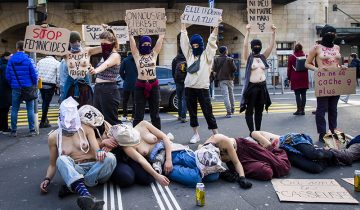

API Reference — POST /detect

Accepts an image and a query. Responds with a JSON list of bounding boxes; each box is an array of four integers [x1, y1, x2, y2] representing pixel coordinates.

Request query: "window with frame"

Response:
[[276, 42, 294, 50], [278, 55, 290, 67], [351, 23, 360, 27]]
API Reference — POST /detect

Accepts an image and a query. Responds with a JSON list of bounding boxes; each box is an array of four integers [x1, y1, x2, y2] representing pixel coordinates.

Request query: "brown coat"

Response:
[[213, 55, 237, 81]]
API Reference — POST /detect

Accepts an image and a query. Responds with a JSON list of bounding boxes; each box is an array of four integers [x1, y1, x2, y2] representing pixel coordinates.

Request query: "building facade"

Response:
[[0, 0, 359, 71]]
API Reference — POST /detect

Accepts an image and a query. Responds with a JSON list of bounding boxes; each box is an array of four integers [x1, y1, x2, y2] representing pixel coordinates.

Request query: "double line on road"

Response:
[[103, 182, 181, 210]]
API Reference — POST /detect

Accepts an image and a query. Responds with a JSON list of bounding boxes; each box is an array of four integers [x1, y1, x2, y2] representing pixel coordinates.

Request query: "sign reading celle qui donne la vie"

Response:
[[24, 25, 71, 56], [125, 8, 166, 36], [82, 25, 129, 45], [181, 5, 223, 27]]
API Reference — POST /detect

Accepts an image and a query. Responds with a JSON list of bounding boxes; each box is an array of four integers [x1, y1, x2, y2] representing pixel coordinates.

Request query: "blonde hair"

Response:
[[100, 29, 119, 50]]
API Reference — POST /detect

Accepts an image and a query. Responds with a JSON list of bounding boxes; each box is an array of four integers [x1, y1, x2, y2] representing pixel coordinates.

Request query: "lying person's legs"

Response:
[[168, 150, 202, 187], [83, 152, 117, 187], [286, 151, 326, 173], [294, 143, 333, 161], [127, 158, 155, 185], [111, 161, 136, 187]]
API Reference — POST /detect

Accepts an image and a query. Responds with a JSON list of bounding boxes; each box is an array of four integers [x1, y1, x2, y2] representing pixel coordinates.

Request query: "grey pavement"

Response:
[[2, 91, 360, 210]]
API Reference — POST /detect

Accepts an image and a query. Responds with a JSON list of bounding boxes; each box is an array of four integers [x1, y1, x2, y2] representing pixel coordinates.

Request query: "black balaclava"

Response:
[[250, 39, 262, 56], [190, 34, 204, 56], [320, 25, 336, 48]]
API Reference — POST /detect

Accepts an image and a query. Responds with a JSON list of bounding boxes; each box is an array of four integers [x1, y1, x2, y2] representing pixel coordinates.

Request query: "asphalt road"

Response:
[[1, 91, 360, 210]]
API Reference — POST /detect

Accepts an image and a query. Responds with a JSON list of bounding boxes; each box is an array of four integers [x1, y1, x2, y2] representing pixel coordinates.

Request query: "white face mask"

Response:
[[58, 97, 81, 133]]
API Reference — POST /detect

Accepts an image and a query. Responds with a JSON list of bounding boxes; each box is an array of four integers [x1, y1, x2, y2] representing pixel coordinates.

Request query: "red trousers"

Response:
[[227, 138, 291, 180]]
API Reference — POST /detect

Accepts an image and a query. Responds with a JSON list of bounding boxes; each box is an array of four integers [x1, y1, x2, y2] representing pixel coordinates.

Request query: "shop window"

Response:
[[278, 54, 290, 67], [276, 42, 294, 50]]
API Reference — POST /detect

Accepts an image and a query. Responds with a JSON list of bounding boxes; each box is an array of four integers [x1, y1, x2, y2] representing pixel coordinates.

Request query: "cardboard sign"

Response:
[[181, 5, 223, 27], [24, 25, 71, 56], [125, 8, 166, 36], [82, 25, 129, 45], [66, 49, 91, 80], [342, 178, 354, 186], [272, 179, 358, 204], [247, 0, 273, 33], [314, 67, 356, 97]]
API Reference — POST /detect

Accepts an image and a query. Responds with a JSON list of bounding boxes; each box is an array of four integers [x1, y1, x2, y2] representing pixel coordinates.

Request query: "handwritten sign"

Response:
[[181, 5, 223, 27], [82, 25, 129, 45], [272, 179, 358, 204], [314, 67, 356, 97], [125, 8, 166, 36], [247, 0, 273, 33], [66, 50, 90, 80], [24, 25, 71, 56], [342, 178, 354, 186]]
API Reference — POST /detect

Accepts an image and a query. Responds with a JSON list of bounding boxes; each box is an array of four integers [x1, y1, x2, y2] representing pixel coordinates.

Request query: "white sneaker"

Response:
[[120, 116, 128, 122], [167, 132, 174, 141], [189, 134, 200, 144]]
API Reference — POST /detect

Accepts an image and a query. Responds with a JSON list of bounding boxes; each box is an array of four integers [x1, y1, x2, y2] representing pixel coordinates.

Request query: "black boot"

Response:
[[245, 115, 254, 133], [293, 106, 301, 115], [300, 106, 305, 115], [319, 133, 325, 143]]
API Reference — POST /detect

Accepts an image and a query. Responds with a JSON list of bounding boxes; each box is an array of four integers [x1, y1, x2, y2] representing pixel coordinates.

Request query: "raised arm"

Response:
[[263, 25, 276, 59], [90, 53, 121, 75], [180, 17, 192, 61], [204, 17, 221, 60], [143, 121, 173, 174], [88, 46, 102, 56], [123, 146, 170, 186], [129, 35, 139, 56], [153, 34, 165, 54], [242, 24, 251, 61], [40, 132, 58, 193]]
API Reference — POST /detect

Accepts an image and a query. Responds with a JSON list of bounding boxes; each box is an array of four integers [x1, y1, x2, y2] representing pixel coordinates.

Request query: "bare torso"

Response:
[[249, 57, 266, 83], [315, 44, 342, 69], [132, 124, 159, 158], [206, 137, 237, 163]]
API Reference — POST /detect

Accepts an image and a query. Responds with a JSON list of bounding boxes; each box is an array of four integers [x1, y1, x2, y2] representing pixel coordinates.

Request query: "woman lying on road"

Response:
[[250, 131, 334, 173], [104, 120, 220, 187], [204, 134, 289, 185]]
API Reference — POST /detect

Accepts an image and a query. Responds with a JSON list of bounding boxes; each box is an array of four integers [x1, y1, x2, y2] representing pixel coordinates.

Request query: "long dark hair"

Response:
[[294, 43, 303, 53]]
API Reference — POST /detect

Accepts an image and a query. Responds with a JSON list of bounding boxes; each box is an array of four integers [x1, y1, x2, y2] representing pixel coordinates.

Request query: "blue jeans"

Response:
[[168, 150, 219, 187], [11, 88, 35, 131], [175, 83, 187, 118], [56, 153, 117, 188]]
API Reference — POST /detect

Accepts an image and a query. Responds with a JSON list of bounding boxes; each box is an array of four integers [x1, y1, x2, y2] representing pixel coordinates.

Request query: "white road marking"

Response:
[[156, 182, 174, 210], [110, 183, 115, 210], [151, 183, 166, 210], [165, 186, 181, 210], [116, 184, 123, 210]]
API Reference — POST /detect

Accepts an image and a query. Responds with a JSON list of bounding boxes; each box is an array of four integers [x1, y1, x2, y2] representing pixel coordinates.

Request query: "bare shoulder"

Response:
[[82, 124, 94, 134], [48, 130, 58, 146]]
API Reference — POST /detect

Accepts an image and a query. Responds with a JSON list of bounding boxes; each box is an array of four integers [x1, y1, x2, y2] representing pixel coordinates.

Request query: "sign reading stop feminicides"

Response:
[[181, 5, 223, 27], [82, 25, 129, 45], [24, 25, 71, 56], [247, 0, 273, 33]]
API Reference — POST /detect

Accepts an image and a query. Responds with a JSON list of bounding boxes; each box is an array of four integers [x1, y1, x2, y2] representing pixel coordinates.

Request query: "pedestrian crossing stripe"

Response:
[[10, 102, 313, 126]]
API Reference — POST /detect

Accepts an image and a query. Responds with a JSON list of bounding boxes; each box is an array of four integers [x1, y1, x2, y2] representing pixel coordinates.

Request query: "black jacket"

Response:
[[0, 57, 12, 108], [171, 54, 187, 83]]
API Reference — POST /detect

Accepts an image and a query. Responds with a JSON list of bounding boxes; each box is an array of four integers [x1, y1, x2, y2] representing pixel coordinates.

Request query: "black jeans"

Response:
[[93, 82, 121, 125], [111, 148, 154, 187], [0, 107, 10, 131], [316, 95, 340, 134], [122, 89, 134, 118], [245, 82, 266, 132], [40, 86, 56, 124], [185, 88, 217, 129], [133, 85, 161, 129], [294, 88, 307, 108], [286, 143, 333, 173]]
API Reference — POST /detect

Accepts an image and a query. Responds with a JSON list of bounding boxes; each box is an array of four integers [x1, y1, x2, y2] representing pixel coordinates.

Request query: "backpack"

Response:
[[292, 54, 307, 72], [174, 60, 187, 81]]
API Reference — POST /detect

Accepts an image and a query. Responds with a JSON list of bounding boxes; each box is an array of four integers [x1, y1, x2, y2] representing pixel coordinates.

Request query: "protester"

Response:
[[37, 55, 60, 128], [90, 28, 121, 125], [180, 15, 222, 143], [63, 31, 101, 107], [206, 133, 289, 183], [0, 52, 12, 134], [6, 41, 38, 137], [171, 48, 188, 123], [330, 135, 360, 165], [305, 25, 347, 142], [120, 51, 137, 122], [287, 43, 308, 115], [240, 24, 276, 134], [58, 58, 68, 104], [251, 131, 334, 173], [349, 53, 360, 84], [39, 97, 116, 210], [126, 15, 166, 130], [213, 46, 237, 118]]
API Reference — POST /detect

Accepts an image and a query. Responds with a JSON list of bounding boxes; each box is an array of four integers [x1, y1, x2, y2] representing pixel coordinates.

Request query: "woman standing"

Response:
[[287, 43, 309, 115], [63, 31, 102, 107], [126, 16, 166, 130], [240, 24, 276, 133], [305, 25, 347, 142], [90, 28, 121, 125], [0, 52, 12, 134]]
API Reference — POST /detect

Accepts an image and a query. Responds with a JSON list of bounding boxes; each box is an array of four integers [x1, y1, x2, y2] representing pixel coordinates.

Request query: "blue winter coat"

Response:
[[6, 52, 38, 89], [120, 54, 138, 91]]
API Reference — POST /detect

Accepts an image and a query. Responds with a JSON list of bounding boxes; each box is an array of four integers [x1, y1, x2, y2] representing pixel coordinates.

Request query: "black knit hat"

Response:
[[250, 39, 262, 49], [70, 31, 81, 43], [320, 25, 336, 37]]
